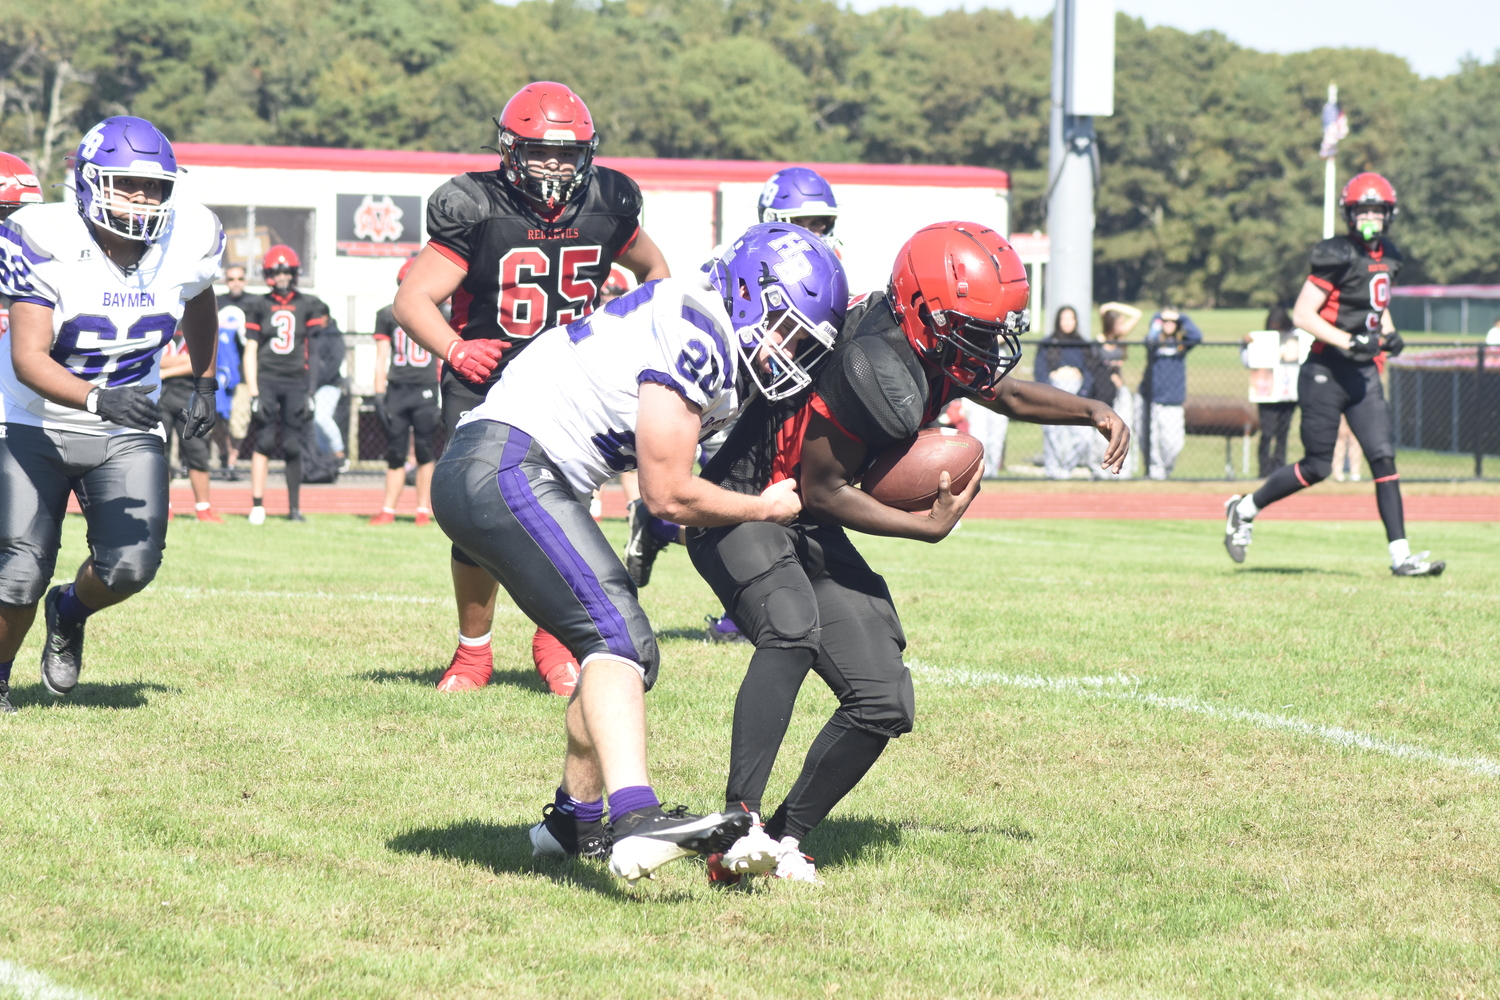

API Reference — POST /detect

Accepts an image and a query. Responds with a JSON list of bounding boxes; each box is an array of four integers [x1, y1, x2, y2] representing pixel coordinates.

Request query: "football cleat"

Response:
[[624, 500, 669, 588], [1223, 495, 1252, 564], [532, 628, 580, 697], [247, 505, 266, 525], [0, 679, 15, 714], [436, 644, 493, 692], [529, 804, 610, 860], [608, 807, 753, 885], [40, 586, 85, 697], [705, 852, 742, 887], [195, 507, 225, 523], [286, 509, 306, 522], [414, 508, 431, 527], [719, 819, 781, 876], [1391, 552, 1445, 577], [705, 614, 749, 644], [369, 510, 396, 526], [771, 837, 821, 884]]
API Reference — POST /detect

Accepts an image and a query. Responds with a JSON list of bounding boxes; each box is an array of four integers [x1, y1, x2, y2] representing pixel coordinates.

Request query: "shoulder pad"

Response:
[[590, 167, 644, 215], [429, 173, 495, 225], [1310, 237, 1358, 268], [816, 299, 929, 449], [1380, 238, 1404, 263]]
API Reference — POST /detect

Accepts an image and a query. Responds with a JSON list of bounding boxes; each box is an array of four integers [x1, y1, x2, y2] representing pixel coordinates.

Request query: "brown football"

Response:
[[860, 428, 984, 512]]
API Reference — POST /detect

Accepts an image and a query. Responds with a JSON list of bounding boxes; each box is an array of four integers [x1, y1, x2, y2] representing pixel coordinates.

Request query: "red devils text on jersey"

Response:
[[700, 291, 949, 500], [1307, 235, 1403, 360], [374, 304, 437, 385], [249, 288, 330, 380], [425, 165, 644, 388]]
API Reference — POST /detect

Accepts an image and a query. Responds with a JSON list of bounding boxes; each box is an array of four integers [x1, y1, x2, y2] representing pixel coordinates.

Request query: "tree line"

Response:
[[2, 0, 1496, 306]]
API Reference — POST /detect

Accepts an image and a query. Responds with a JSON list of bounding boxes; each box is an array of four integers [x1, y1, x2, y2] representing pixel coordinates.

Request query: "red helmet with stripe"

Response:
[[0, 151, 43, 217], [1341, 172, 1398, 237], [263, 244, 300, 281], [494, 82, 598, 210], [888, 221, 1030, 400]]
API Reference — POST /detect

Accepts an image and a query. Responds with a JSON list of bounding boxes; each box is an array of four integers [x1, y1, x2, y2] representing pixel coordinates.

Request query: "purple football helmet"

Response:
[[74, 116, 178, 244], [708, 222, 848, 401], [757, 168, 839, 235]]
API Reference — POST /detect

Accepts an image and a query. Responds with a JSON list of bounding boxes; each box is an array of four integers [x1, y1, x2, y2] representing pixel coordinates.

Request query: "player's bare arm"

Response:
[[1292, 277, 1354, 350], [10, 302, 97, 409], [179, 286, 219, 379], [988, 377, 1130, 473], [635, 383, 800, 527], [372, 338, 390, 395], [616, 228, 670, 283], [242, 338, 259, 396], [392, 245, 467, 358], [800, 410, 978, 542]]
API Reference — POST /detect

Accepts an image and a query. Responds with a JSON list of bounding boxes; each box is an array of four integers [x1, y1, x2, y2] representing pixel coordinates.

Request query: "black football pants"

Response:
[[688, 519, 914, 842]]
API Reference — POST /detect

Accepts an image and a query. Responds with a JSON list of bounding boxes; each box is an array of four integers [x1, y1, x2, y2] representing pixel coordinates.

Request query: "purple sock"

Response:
[[648, 517, 679, 545], [0, 660, 11, 684], [554, 787, 603, 823], [58, 585, 94, 625], [608, 785, 660, 823]]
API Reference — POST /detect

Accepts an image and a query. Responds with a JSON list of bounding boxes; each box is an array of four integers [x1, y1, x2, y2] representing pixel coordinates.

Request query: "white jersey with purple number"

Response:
[[460, 277, 740, 494], [0, 200, 224, 435]]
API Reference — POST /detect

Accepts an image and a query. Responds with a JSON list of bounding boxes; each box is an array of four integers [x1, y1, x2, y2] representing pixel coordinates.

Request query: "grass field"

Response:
[[3, 513, 1499, 999]]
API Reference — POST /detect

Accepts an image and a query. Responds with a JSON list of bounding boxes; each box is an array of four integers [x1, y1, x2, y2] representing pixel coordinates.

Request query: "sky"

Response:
[[841, 0, 1498, 78]]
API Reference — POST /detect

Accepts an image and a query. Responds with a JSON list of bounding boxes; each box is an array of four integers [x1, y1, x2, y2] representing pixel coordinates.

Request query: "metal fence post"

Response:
[[1477, 341, 1486, 479]]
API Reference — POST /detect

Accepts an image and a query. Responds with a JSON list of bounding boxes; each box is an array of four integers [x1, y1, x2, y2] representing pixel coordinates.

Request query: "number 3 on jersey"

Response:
[[497, 245, 602, 339], [269, 309, 297, 354]]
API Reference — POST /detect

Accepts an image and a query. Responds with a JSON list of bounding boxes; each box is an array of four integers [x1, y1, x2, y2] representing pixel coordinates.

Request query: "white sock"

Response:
[[1236, 494, 1259, 521], [195, 502, 211, 511], [416, 506, 431, 514], [457, 631, 492, 648], [1389, 539, 1410, 563], [382, 506, 395, 514]]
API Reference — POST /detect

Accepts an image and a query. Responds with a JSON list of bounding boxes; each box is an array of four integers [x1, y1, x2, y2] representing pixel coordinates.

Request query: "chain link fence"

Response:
[[986, 339, 1500, 482]]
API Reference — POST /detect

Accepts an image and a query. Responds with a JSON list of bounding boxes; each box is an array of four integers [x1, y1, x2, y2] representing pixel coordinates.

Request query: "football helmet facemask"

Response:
[[495, 82, 599, 210], [73, 116, 178, 245], [888, 221, 1029, 401], [1341, 172, 1398, 241], [758, 167, 839, 238]]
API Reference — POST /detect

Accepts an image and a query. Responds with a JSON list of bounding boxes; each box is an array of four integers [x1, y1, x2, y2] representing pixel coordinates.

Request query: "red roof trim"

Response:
[[174, 143, 1008, 190]]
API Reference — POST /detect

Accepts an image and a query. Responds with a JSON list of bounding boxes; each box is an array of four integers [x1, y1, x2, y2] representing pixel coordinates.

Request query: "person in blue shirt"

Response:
[[1139, 308, 1201, 479]]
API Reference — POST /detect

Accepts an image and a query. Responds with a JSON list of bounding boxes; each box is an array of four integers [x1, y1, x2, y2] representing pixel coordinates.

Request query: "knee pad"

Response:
[[1296, 457, 1331, 486], [180, 435, 211, 473], [92, 546, 162, 597], [386, 438, 407, 468], [843, 667, 916, 739], [253, 421, 279, 457], [736, 566, 818, 649], [1369, 456, 1397, 480], [412, 434, 435, 466], [280, 435, 302, 461]]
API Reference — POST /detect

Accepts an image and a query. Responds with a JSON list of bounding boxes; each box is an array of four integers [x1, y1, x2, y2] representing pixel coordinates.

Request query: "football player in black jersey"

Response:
[[1224, 173, 1443, 576], [393, 82, 670, 695], [244, 244, 330, 524], [688, 222, 1129, 883], [370, 256, 440, 526]]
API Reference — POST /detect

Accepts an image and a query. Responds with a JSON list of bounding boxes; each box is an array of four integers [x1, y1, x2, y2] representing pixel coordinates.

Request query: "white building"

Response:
[[174, 143, 1011, 334]]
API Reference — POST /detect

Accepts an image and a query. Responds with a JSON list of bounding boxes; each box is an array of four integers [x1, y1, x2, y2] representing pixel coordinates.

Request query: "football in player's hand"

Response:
[[860, 428, 984, 512]]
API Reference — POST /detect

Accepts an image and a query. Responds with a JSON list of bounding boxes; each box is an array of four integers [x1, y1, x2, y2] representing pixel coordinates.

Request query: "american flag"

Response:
[[1320, 96, 1349, 160]]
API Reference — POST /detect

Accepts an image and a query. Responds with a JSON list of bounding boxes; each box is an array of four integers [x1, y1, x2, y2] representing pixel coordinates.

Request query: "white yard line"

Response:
[[910, 663, 1500, 780], [148, 585, 444, 606], [0, 961, 95, 1000]]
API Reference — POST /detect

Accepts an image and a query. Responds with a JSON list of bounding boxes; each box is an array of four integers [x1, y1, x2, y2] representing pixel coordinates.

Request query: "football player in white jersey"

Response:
[[0, 116, 223, 711], [428, 223, 847, 883]]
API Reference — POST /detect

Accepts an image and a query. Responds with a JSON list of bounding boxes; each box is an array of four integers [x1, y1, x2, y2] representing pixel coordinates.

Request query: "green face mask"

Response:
[[1357, 218, 1382, 241]]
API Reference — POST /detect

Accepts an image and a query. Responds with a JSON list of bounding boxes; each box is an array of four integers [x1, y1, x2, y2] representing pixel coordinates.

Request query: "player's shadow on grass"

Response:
[[386, 820, 629, 896], [654, 627, 711, 643], [7, 681, 176, 711], [1236, 567, 1358, 577], [358, 666, 547, 694], [809, 815, 1037, 868]]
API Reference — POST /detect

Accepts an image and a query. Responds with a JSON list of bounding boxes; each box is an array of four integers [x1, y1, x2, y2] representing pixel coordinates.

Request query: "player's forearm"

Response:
[[638, 474, 778, 528], [181, 288, 219, 380], [9, 303, 92, 409], [988, 378, 1098, 425], [243, 343, 259, 395], [393, 286, 460, 358], [804, 481, 946, 542]]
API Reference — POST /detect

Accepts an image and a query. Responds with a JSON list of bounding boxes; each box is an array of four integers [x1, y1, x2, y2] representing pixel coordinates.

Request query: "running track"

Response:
[[107, 486, 1499, 521]]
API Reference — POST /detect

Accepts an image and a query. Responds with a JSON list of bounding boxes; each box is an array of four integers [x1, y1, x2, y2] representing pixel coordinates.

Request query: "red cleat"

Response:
[[531, 626, 580, 697], [706, 852, 742, 887], [195, 508, 225, 523], [414, 509, 431, 526], [369, 510, 396, 526], [436, 643, 493, 692]]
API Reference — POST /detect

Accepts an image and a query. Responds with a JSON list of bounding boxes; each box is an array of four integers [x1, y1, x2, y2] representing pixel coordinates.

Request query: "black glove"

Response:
[[180, 376, 218, 439], [373, 392, 391, 434], [251, 393, 279, 426], [1381, 329, 1405, 357], [294, 395, 314, 422], [1347, 331, 1382, 363], [91, 384, 160, 431]]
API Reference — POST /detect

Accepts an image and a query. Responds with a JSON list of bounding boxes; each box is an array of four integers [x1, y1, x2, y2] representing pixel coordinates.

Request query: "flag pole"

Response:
[[1322, 83, 1339, 239]]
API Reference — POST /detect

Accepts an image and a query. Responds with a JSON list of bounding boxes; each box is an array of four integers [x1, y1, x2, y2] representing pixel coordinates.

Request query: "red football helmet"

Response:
[[0, 151, 43, 217], [888, 221, 1030, 400], [263, 244, 300, 280], [1341, 172, 1398, 235], [396, 254, 416, 285], [494, 82, 598, 209]]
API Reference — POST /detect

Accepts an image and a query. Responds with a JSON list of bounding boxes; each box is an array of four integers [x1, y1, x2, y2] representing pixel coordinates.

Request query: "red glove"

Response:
[[446, 338, 510, 383]]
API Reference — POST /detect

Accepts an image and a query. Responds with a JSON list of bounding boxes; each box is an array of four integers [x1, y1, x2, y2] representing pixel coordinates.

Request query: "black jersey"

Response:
[[373, 304, 437, 385], [426, 166, 644, 387], [250, 289, 330, 380], [1307, 235, 1402, 358], [701, 292, 949, 497]]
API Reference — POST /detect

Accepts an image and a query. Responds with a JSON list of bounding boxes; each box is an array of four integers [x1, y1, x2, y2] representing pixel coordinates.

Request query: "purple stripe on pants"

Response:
[[495, 428, 639, 663]]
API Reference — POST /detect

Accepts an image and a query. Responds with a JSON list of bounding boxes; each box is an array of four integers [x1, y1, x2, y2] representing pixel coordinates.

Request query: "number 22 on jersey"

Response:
[[497, 245, 602, 339]]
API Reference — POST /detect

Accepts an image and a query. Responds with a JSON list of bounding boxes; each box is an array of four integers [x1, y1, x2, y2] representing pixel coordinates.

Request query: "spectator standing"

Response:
[[1140, 308, 1201, 479], [215, 264, 267, 478], [309, 315, 347, 469], [1485, 316, 1500, 346], [1034, 306, 1094, 479], [371, 257, 440, 525], [1241, 305, 1309, 478], [157, 328, 224, 521], [1090, 302, 1141, 478]]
